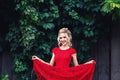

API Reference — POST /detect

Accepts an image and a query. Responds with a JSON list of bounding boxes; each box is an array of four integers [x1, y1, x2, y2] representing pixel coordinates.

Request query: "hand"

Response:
[[84, 60, 96, 64], [32, 56, 39, 60]]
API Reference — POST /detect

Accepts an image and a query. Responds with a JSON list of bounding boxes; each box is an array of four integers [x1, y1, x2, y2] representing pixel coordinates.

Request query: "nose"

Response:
[[61, 38, 64, 40]]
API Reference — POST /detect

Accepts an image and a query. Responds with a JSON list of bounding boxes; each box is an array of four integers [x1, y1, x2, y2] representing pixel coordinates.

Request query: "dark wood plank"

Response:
[[111, 20, 120, 80], [1, 52, 12, 80], [91, 38, 110, 80]]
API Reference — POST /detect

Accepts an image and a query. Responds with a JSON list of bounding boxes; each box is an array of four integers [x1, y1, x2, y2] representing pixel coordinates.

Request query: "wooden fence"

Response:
[[92, 19, 120, 80], [0, 19, 120, 80]]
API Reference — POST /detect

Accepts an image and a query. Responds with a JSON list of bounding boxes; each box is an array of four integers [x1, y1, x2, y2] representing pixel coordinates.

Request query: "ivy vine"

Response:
[[1, 0, 119, 79]]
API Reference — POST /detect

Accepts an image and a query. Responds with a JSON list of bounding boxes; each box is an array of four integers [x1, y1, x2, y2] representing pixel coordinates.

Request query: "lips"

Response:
[[61, 41, 66, 45]]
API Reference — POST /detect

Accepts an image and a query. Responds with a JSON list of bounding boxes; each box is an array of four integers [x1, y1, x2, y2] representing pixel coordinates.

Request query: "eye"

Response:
[[59, 36, 67, 39], [63, 36, 66, 38], [59, 37, 62, 39]]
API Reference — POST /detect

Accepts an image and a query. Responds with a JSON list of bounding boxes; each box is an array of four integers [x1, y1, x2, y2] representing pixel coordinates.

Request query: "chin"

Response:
[[62, 44, 67, 46]]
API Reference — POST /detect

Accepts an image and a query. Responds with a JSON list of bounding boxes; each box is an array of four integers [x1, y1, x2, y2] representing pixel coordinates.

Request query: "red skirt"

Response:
[[33, 60, 96, 80]]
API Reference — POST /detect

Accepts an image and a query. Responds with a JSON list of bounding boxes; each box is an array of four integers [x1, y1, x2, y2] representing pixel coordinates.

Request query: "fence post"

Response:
[[1, 52, 13, 80], [111, 19, 120, 80]]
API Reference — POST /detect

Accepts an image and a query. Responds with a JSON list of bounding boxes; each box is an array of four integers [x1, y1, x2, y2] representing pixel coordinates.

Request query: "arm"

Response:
[[32, 55, 55, 66], [72, 53, 79, 66], [49, 53, 55, 66]]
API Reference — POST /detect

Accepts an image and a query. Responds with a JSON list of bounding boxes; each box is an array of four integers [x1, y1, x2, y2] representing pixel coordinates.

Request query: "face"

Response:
[[58, 33, 69, 46]]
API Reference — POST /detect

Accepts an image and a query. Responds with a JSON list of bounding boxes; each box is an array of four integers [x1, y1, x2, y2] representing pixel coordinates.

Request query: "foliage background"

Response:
[[0, 0, 120, 80]]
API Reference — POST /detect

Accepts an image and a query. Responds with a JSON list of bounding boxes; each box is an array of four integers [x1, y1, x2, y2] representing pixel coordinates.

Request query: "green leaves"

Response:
[[43, 23, 55, 30], [38, 0, 44, 3], [69, 10, 80, 20], [101, 0, 120, 13], [20, 25, 37, 50], [101, 0, 120, 20], [84, 30, 94, 37], [1, 73, 9, 80], [80, 40, 90, 52], [15, 60, 27, 73]]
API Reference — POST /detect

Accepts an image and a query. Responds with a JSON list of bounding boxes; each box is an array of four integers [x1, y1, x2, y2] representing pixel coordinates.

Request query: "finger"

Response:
[[32, 56, 36, 60], [32, 56, 37, 58]]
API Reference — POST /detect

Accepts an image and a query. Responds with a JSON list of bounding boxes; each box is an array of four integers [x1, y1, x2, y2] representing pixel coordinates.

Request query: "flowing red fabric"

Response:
[[33, 47, 96, 80]]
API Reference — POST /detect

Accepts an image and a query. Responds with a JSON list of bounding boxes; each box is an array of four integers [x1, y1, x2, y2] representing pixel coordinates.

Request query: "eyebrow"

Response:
[[59, 36, 66, 38]]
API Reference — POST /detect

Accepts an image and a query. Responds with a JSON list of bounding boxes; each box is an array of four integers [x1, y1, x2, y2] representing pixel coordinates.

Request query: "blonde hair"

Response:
[[57, 28, 72, 47]]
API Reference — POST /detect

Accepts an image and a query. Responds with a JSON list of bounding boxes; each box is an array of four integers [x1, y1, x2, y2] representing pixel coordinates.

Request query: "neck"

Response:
[[59, 45, 70, 50]]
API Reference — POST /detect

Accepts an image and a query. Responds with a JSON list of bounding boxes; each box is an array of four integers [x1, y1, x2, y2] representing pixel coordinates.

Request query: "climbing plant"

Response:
[[3, 0, 120, 79], [101, 0, 120, 20]]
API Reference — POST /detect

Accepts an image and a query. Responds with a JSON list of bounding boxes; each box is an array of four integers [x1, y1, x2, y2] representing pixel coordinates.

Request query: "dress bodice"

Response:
[[52, 47, 76, 68]]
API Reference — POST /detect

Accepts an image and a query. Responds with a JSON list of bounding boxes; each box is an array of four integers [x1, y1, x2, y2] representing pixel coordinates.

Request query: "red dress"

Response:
[[33, 47, 96, 80]]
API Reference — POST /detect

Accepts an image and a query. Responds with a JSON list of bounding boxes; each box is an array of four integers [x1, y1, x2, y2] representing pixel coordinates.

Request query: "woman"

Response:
[[32, 28, 96, 80]]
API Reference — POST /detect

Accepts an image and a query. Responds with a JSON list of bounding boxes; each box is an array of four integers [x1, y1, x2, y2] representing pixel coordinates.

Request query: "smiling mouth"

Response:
[[61, 41, 66, 44]]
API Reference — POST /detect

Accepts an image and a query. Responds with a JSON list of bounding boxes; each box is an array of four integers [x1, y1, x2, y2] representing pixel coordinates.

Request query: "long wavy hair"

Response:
[[57, 28, 72, 47]]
